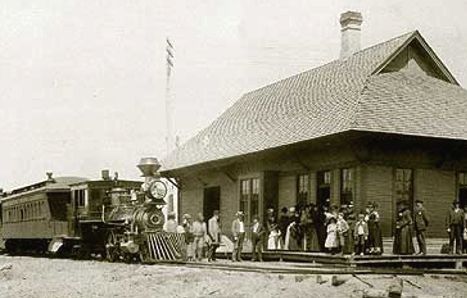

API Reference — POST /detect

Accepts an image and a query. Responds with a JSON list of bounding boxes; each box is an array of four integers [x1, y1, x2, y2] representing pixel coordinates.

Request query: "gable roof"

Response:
[[162, 31, 465, 172]]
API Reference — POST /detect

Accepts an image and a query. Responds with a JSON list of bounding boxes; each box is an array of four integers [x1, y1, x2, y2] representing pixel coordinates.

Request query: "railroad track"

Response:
[[2, 249, 466, 276], [157, 260, 467, 276]]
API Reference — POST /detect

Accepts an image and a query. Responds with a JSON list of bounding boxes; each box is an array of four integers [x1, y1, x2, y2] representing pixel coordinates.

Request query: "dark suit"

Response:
[[251, 222, 266, 261], [414, 206, 429, 254], [446, 207, 465, 254]]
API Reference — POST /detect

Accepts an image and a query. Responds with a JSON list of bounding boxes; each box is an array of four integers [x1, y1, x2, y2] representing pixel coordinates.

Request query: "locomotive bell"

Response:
[[137, 157, 161, 177]]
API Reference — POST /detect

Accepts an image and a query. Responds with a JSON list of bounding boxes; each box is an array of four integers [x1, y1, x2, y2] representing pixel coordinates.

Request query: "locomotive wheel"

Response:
[[105, 231, 119, 263]]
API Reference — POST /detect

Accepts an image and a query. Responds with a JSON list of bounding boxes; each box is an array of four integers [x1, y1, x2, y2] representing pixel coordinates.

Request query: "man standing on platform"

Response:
[[251, 215, 265, 262], [231, 211, 245, 262], [414, 200, 429, 255], [446, 200, 465, 254], [207, 210, 221, 262], [192, 213, 207, 261]]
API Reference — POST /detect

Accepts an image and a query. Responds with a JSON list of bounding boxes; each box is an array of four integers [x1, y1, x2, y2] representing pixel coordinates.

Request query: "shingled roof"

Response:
[[353, 71, 467, 139], [163, 31, 465, 171]]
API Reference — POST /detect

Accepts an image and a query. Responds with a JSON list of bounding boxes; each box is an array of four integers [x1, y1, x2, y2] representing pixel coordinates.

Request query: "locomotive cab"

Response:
[[69, 174, 142, 258]]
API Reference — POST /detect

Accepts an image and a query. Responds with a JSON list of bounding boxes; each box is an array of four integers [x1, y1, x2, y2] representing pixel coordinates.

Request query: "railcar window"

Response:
[[74, 189, 86, 207]]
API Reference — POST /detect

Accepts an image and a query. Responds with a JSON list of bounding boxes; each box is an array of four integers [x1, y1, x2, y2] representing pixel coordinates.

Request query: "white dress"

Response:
[[268, 230, 282, 250], [325, 223, 339, 249]]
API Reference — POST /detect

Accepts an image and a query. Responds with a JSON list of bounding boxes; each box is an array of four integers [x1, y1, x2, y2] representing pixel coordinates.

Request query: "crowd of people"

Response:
[[163, 198, 467, 262], [269, 200, 384, 256]]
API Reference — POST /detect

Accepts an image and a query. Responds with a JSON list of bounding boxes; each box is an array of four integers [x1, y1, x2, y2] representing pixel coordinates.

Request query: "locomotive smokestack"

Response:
[[137, 157, 161, 177]]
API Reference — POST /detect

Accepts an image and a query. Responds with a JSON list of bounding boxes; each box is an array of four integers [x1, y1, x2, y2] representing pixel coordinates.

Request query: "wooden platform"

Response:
[[217, 251, 467, 270], [216, 237, 467, 269]]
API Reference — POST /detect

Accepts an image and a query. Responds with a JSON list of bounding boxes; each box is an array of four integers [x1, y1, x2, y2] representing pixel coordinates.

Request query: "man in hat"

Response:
[[366, 202, 383, 255], [231, 211, 245, 261], [250, 215, 265, 261], [192, 213, 207, 261], [446, 200, 465, 254], [414, 200, 429, 255], [207, 210, 221, 261]]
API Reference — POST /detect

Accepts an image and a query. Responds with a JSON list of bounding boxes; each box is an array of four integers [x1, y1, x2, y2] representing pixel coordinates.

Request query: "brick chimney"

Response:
[[339, 11, 363, 59]]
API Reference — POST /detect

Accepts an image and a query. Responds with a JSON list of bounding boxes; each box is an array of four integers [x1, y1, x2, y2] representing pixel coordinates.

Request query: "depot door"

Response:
[[317, 171, 331, 207], [203, 187, 220, 220], [458, 173, 467, 209]]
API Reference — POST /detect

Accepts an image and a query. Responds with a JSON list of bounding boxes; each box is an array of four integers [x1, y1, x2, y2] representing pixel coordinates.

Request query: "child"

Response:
[[325, 217, 339, 254], [268, 223, 282, 250], [354, 212, 369, 255], [337, 212, 350, 254]]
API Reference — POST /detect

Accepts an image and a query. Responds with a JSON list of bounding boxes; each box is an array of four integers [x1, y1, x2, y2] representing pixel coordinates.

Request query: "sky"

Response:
[[1, 0, 467, 190]]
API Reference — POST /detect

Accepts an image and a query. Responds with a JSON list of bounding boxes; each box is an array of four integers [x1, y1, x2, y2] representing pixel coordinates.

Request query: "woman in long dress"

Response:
[[394, 205, 415, 255], [303, 204, 320, 251], [285, 212, 302, 251]]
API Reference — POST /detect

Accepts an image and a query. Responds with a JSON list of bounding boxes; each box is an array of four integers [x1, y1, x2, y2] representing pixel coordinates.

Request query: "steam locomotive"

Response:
[[1, 158, 181, 263]]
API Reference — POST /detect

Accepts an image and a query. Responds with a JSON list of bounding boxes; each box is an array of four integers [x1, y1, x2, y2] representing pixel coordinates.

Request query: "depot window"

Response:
[[240, 178, 260, 223], [296, 174, 309, 205], [457, 172, 467, 208], [341, 168, 355, 205]]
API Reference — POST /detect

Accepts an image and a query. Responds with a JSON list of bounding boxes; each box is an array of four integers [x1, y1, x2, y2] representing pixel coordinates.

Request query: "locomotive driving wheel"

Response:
[[105, 230, 119, 262]]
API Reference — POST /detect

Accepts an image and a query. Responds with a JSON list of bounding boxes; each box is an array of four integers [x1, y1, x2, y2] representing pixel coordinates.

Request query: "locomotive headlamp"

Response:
[[147, 180, 167, 200]]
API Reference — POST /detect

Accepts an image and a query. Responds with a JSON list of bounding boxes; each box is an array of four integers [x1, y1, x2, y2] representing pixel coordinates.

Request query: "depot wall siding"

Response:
[[278, 175, 296, 210], [180, 173, 238, 235], [179, 186, 203, 220], [414, 168, 455, 237], [361, 165, 395, 237], [330, 169, 341, 206], [174, 134, 467, 239]]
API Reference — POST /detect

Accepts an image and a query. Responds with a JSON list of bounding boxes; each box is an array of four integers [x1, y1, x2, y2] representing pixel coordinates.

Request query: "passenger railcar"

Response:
[[1, 175, 87, 254]]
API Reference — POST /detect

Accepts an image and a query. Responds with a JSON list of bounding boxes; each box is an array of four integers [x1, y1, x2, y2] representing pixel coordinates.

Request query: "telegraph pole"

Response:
[[164, 37, 176, 215], [165, 37, 175, 156]]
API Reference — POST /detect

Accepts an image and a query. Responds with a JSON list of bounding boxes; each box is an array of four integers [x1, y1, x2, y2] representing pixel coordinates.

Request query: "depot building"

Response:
[[161, 12, 467, 239]]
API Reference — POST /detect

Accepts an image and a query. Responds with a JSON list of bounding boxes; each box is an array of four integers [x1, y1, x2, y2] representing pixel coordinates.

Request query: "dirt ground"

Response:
[[0, 256, 466, 298]]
